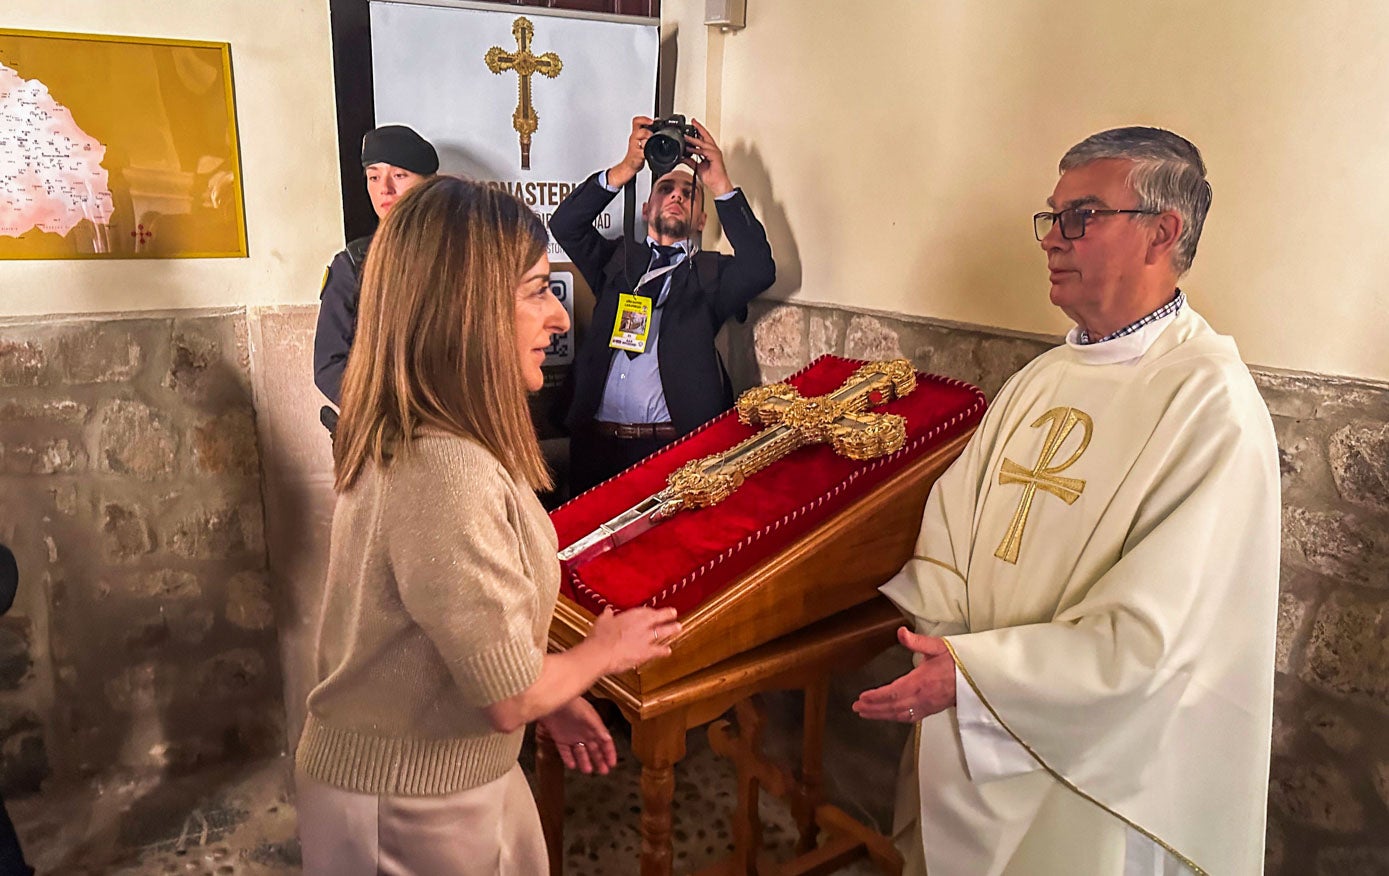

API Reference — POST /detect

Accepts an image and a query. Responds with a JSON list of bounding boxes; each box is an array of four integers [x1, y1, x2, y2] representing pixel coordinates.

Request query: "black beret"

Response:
[[361, 125, 439, 175]]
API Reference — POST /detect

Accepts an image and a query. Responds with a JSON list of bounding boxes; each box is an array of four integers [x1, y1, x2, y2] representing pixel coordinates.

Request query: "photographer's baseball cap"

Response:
[[361, 125, 439, 175]]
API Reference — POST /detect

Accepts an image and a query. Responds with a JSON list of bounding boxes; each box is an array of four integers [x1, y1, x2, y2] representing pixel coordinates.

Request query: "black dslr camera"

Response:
[[643, 114, 699, 178]]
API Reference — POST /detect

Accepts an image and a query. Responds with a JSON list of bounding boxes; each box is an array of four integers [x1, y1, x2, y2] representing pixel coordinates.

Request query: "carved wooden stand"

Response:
[[702, 692, 902, 876], [536, 599, 907, 876]]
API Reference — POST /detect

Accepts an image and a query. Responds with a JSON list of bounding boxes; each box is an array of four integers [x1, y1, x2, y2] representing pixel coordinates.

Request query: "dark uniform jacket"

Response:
[[313, 233, 373, 406], [550, 172, 776, 436]]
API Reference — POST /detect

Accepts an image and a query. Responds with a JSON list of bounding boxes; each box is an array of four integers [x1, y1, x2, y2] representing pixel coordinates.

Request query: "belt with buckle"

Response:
[[593, 421, 677, 440]]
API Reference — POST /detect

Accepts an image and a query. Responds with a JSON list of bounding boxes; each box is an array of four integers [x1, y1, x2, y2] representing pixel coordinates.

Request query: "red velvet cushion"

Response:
[[551, 356, 986, 615]]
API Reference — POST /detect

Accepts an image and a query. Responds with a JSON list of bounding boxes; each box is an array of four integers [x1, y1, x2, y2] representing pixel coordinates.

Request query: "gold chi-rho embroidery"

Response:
[[993, 406, 1093, 564]]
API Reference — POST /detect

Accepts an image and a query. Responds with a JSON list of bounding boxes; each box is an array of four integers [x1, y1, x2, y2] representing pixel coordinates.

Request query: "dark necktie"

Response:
[[626, 244, 681, 358], [637, 244, 682, 299]]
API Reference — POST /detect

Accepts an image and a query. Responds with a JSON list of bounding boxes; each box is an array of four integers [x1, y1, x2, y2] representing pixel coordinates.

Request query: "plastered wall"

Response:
[[665, 0, 1389, 382]]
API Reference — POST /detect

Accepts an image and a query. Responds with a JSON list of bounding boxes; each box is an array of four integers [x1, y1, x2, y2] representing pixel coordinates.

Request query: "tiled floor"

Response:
[[11, 722, 884, 875]]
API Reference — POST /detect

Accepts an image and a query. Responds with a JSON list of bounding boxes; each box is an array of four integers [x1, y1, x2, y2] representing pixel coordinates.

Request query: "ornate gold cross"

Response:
[[485, 16, 563, 170], [993, 406, 1092, 564], [670, 360, 917, 507], [559, 360, 918, 566]]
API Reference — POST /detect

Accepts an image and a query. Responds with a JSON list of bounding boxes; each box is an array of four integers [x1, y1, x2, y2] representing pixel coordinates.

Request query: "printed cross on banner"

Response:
[[485, 16, 563, 170]]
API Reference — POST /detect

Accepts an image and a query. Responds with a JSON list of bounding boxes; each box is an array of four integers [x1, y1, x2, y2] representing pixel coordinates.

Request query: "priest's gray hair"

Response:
[[1060, 127, 1213, 276]]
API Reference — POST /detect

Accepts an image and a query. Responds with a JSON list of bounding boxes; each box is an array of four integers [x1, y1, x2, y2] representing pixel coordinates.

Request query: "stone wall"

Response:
[[243, 306, 336, 751], [1262, 371, 1389, 874], [2, 298, 1382, 872], [732, 299, 1389, 874], [0, 313, 284, 794]]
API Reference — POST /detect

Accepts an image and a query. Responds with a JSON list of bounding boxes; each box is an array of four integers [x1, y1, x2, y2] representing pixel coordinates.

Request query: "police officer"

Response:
[[313, 125, 439, 409]]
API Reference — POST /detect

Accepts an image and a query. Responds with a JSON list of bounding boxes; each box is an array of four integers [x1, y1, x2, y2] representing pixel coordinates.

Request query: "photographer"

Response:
[[552, 116, 775, 494]]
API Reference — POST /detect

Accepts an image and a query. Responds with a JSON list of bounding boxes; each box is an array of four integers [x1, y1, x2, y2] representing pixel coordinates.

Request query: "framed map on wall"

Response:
[[0, 29, 247, 260]]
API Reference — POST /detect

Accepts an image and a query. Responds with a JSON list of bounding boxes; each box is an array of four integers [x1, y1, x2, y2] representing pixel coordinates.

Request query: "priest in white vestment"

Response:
[[854, 127, 1280, 876]]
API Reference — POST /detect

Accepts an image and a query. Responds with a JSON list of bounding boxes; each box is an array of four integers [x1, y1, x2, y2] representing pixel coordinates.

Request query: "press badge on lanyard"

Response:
[[609, 261, 679, 354]]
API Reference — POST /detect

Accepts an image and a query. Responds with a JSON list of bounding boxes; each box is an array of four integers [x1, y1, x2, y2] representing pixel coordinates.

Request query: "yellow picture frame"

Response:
[[0, 28, 248, 260]]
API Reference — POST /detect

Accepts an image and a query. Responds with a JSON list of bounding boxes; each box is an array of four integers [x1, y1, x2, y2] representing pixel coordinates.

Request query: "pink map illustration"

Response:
[[0, 61, 114, 238]]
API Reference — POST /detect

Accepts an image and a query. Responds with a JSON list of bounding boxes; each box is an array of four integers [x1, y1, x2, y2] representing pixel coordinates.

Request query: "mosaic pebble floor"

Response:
[[11, 723, 881, 875]]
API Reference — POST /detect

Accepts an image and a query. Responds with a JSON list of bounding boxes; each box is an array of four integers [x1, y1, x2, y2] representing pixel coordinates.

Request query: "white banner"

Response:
[[370, 1, 657, 241], [370, 1, 658, 376]]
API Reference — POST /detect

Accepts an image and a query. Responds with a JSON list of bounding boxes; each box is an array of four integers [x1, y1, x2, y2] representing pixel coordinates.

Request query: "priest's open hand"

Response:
[[852, 627, 957, 723]]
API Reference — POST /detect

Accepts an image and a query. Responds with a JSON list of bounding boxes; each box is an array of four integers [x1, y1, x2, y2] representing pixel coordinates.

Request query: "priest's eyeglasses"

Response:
[[1033, 208, 1160, 241]]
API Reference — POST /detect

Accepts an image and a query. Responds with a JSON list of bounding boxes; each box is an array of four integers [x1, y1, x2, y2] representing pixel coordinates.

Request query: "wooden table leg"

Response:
[[730, 700, 766, 873], [796, 680, 829, 855], [631, 712, 689, 876], [535, 725, 566, 876]]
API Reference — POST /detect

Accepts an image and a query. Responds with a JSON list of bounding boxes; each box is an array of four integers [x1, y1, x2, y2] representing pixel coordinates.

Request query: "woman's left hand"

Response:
[[538, 698, 617, 775]]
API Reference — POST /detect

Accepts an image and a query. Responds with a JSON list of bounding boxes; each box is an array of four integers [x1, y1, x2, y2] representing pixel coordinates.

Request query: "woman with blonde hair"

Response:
[[296, 176, 679, 875]]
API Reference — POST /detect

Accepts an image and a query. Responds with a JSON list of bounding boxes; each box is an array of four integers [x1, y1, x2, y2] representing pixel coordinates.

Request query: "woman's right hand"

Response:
[[587, 605, 681, 674]]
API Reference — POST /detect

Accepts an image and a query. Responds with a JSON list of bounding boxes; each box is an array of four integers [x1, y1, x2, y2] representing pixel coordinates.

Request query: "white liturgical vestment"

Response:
[[881, 306, 1280, 875]]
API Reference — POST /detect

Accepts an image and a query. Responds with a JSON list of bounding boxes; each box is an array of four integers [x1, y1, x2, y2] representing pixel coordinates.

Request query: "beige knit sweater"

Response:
[[296, 431, 559, 796]]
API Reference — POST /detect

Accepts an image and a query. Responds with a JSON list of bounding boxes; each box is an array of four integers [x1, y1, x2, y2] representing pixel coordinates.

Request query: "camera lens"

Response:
[[644, 119, 687, 177]]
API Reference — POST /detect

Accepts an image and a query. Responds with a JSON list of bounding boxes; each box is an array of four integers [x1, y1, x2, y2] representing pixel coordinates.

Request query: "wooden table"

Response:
[[541, 421, 975, 875], [537, 598, 908, 876]]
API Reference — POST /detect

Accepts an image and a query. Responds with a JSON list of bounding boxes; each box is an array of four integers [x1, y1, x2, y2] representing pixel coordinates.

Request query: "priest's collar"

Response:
[[1065, 290, 1186, 364]]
